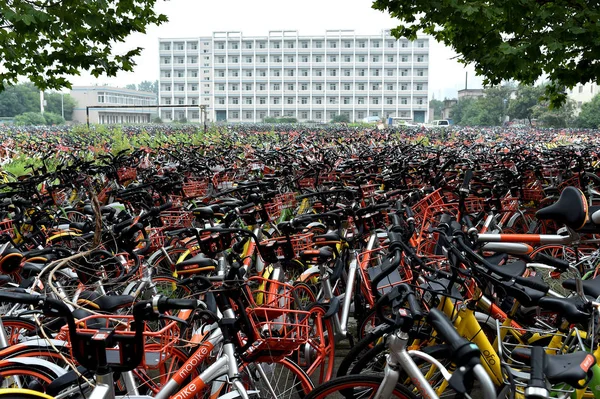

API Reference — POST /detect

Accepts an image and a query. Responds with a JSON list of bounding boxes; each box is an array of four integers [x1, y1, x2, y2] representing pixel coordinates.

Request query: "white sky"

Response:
[[69, 0, 484, 99]]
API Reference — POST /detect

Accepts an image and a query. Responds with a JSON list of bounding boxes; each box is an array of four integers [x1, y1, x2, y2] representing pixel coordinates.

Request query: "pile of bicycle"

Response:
[[2, 129, 600, 398]]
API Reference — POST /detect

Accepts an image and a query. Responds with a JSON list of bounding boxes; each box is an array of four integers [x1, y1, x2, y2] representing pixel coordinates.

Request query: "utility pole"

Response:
[[61, 93, 64, 119], [40, 91, 45, 113]]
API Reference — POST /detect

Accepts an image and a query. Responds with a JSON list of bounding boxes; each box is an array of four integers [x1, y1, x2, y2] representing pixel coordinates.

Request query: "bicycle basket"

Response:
[[258, 233, 314, 263]]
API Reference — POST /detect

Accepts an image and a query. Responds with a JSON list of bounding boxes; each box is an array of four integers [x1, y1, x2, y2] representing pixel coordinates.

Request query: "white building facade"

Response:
[[158, 30, 429, 123], [71, 86, 157, 124], [568, 82, 599, 115]]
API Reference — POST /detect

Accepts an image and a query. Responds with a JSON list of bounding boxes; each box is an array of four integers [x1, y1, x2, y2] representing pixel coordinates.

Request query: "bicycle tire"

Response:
[[304, 374, 418, 399], [0, 389, 54, 399], [1, 317, 38, 345], [336, 324, 393, 377]]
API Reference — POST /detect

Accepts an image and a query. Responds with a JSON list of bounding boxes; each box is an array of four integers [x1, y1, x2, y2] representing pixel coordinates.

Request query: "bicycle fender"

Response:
[[299, 266, 320, 282], [308, 296, 340, 319]]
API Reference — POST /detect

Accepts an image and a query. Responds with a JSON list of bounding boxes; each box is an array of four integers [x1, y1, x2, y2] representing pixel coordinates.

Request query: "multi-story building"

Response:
[[568, 82, 599, 115], [71, 86, 157, 124], [158, 30, 429, 123]]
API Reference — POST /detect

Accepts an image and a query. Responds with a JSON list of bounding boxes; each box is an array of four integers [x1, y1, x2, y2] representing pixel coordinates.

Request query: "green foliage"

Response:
[[138, 80, 158, 94], [44, 92, 76, 121], [507, 85, 546, 123], [331, 114, 350, 123], [429, 99, 443, 120], [125, 84, 137, 90], [152, 116, 163, 124], [43, 112, 65, 125], [372, 0, 599, 107], [575, 95, 600, 129], [14, 112, 46, 125], [263, 117, 298, 123], [110, 128, 133, 155], [450, 86, 512, 126], [0, 0, 167, 93], [178, 116, 188, 123], [0, 83, 76, 120]]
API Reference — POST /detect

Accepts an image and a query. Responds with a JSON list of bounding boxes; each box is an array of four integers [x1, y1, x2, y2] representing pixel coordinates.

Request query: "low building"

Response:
[[442, 99, 457, 120], [71, 86, 157, 124], [457, 89, 485, 101]]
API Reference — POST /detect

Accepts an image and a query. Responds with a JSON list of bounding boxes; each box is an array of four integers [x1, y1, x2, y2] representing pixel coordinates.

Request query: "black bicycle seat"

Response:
[[563, 276, 600, 298], [536, 186, 588, 230], [537, 295, 590, 324], [77, 291, 134, 312]]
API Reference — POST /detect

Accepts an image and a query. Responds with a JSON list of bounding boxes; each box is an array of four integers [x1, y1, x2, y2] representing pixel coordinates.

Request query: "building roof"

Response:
[[71, 86, 156, 97]]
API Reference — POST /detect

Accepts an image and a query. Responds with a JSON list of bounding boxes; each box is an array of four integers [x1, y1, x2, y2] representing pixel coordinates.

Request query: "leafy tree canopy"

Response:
[[429, 99, 443, 120], [124, 80, 158, 94], [372, 0, 599, 106], [575, 95, 600, 129], [331, 114, 350, 123], [14, 111, 64, 125], [0, 0, 167, 92], [0, 83, 77, 120], [507, 85, 546, 123]]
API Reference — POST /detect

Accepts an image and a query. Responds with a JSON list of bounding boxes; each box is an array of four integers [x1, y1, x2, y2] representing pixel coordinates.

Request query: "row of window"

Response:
[[213, 68, 426, 78], [161, 109, 412, 121], [97, 93, 156, 106], [209, 96, 425, 105], [211, 54, 427, 64], [212, 40, 426, 50], [210, 82, 425, 91], [161, 42, 211, 51]]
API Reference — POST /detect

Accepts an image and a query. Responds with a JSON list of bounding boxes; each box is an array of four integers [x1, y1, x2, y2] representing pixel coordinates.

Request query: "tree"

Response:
[[429, 99, 443, 120], [450, 86, 513, 126], [125, 84, 137, 90], [152, 116, 163, 124], [372, 0, 600, 107], [507, 85, 546, 124], [331, 114, 350, 123], [449, 97, 475, 126], [42, 112, 65, 125], [575, 95, 600, 129], [531, 100, 575, 128], [138, 80, 158, 94], [14, 112, 47, 125], [0, 1, 167, 93], [44, 92, 77, 121]]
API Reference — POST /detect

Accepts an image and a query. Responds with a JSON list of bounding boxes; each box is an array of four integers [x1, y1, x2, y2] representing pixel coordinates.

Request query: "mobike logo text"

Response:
[[176, 345, 210, 382]]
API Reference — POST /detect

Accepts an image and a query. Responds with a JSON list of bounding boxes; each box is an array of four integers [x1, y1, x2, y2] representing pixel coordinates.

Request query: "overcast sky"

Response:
[[69, 0, 485, 99]]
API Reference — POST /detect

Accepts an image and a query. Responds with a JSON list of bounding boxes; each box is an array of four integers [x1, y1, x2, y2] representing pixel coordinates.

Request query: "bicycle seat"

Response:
[[313, 232, 341, 244], [300, 247, 334, 263], [537, 296, 590, 324], [21, 262, 45, 277], [535, 186, 588, 230], [492, 260, 526, 277], [176, 254, 217, 275], [192, 206, 215, 219], [483, 252, 508, 265], [512, 348, 595, 389], [562, 276, 600, 298], [77, 291, 134, 312]]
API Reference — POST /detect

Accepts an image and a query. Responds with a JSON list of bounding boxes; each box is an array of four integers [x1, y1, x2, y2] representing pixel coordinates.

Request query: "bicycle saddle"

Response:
[[563, 276, 600, 298], [77, 291, 134, 312], [176, 254, 217, 275], [535, 186, 588, 230], [300, 246, 334, 263], [511, 349, 595, 389], [537, 295, 590, 324]]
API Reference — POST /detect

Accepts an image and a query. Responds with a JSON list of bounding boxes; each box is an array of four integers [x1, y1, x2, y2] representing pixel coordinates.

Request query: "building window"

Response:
[[231, 43, 238, 49], [358, 84, 365, 90], [232, 98, 239, 104], [343, 97, 350, 104], [329, 97, 336, 104], [357, 112, 364, 119], [416, 84, 423, 91], [177, 71, 184, 78], [401, 56, 408, 62], [301, 70, 308, 76], [288, 84, 294, 90], [260, 56, 266, 63], [401, 69, 408, 76], [344, 70, 351, 77], [301, 112, 308, 119], [401, 98, 407, 104], [387, 41, 394, 48], [329, 41, 337, 48], [274, 56, 281, 63], [344, 41, 351, 48], [301, 97, 308, 104], [273, 70, 280, 77], [372, 84, 379, 90], [387, 69, 393, 77], [330, 56, 337, 62], [245, 98, 252, 104], [259, 97, 266, 104], [358, 41, 365, 48], [246, 71, 253, 77], [358, 97, 364, 104], [259, 111, 266, 119], [245, 42, 252, 49], [315, 112, 322, 119], [218, 98, 225, 104], [387, 56, 394, 63], [417, 41, 425, 48], [259, 84, 265, 90], [387, 84, 393, 90], [372, 41, 380, 48], [217, 42, 225, 49], [273, 97, 280, 104], [315, 41, 322, 48], [301, 84, 308, 90], [273, 42, 280, 49], [330, 83, 337, 90], [401, 41, 408, 48], [417, 56, 424, 62], [231, 57, 238, 63], [217, 84, 224, 90], [579, 85, 584, 93], [287, 70, 294, 77], [315, 70, 322, 76], [330, 69, 337, 76], [344, 56, 351, 62], [372, 56, 379, 62], [315, 98, 322, 104], [287, 41, 294, 49], [358, 69, 365, 77], [259, 70, 266, 76], [273, 111, 280, 117], [315, 56, 322, 62], [259, 42, 266, 49], [373, 98, 379, 104], [386, 98, 393, 104], [301, 41, 308, 48], [417, 70, 424, 76], [416, 98, 424, 105], [358, 56, 365, 62], [302, 56, 308, 62], [217, 57, 224, 63], [287, 97, 294, 104], [231, 84, 238, 91], [245, 84, 252, 90], [288, 56, 294, 62], [162, 58, 170, 64], [231, 111, 239, 118], [231, 71, 238, 77], [401, 84, 408, 90], [344, 83, 350, 90], [373, 69, 380, 76], [315, 84, 322, 90], [161, 44, 171, 51], [246, 57, 252, 63], [217, 71, 225, 77], [273, 83, 280, 90]]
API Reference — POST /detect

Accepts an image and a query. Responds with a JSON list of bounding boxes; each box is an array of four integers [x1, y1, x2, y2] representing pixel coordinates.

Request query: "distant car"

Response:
[[431, 120, 450, 126], [362, 116, 381, 124]]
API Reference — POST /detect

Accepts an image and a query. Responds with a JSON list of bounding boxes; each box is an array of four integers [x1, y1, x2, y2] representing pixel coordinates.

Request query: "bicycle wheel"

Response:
[[1, 317, 37, 345], [0, 359, 64, 392], [235, 357, 314, 399], [305, 374, 418, 399], [297, 306, 335, 385], [0, 389, 54, 399]]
